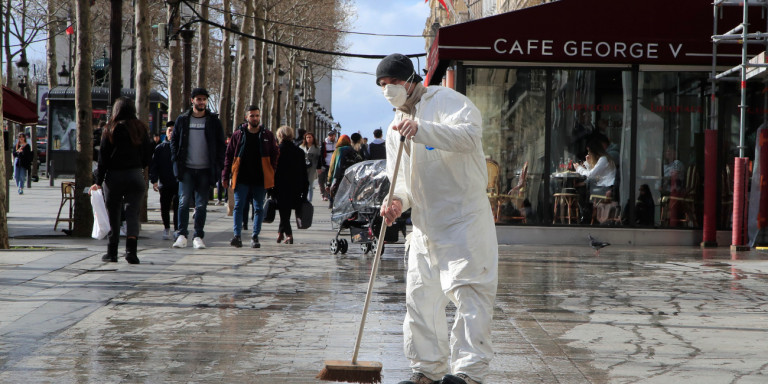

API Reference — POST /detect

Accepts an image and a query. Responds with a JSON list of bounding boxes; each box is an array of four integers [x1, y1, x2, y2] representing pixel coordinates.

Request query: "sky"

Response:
[[331, 0, 431, 141]]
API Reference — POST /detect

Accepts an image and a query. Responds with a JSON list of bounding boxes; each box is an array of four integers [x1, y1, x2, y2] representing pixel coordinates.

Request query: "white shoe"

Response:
[[173, 235, 187, 248], [162, 228, 171, 240], [192, 237, 206, 249]]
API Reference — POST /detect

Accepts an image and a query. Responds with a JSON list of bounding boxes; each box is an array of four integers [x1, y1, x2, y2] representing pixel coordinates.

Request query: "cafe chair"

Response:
[[54, 181, 76, 232], [590, 192, 621, 225], [553, 190, 580, 224], [659, 165, 699, 227], [486, 159, 501, 221], [497, 162, 528, 223]]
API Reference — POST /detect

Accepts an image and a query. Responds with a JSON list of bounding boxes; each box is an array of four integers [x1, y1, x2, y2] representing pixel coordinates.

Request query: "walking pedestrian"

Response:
[[327, 134, 363, 206], [150, 121, 179, 240], [368, 128, 386, 160], [319, 129, 337, 201], [376, 53, 498, 384], [90, 97, 153, 264], [299, 131, 322, 202], [170, 87, 226, 249], [273, 126, 308, 245], [222, 105, 278, 249], [12, 133, 32, 195]]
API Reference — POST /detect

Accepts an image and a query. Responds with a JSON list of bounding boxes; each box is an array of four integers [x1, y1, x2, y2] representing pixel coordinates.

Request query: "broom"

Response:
[[317, 136, 406, 383]]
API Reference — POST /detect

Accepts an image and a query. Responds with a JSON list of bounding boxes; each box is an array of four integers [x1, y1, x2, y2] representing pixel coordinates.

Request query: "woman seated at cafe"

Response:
[[574, 139, 616, 223]]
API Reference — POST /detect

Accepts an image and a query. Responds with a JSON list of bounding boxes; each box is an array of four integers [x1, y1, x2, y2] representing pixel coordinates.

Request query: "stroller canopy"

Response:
[[331, 160, 389, 226]]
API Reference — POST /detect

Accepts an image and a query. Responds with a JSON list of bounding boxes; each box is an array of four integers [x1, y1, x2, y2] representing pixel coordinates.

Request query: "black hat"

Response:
[[165, 121, 175, 128], [375, 53, 423, 86], [191, 87, 209, 98], [327, 129, 338, 136]]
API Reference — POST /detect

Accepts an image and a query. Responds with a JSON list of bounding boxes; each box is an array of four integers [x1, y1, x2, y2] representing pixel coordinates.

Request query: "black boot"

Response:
[[102, 242, 118, 262], [124, 237, 140, 264]]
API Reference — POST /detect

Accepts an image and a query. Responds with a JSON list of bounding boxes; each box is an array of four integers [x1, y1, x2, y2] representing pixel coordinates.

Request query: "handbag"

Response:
[[90, 189, 110, 240], [295, 199, 314, 229], [263, 197, 277, 223]]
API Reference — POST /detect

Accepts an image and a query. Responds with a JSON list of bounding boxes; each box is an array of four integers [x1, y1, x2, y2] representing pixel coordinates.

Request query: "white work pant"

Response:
[[403, 241, 496, 382]]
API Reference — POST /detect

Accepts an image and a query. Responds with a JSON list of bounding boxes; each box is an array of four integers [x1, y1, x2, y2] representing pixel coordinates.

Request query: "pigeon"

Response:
[[589, 234, 610, 256]]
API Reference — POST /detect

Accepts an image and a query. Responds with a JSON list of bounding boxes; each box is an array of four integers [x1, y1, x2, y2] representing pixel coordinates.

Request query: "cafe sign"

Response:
[[432, 0, 762, 67]]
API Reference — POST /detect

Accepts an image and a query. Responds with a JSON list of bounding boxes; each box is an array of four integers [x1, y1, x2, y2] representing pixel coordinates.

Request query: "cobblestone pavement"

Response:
[[1, 180, 767, 383]]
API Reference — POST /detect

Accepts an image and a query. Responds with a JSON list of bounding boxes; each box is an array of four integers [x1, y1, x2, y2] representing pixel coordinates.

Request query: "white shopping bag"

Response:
[[90, 189, 110, 240]]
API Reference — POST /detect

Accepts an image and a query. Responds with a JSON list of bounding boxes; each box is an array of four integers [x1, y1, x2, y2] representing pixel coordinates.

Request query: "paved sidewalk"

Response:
[[1, 179, 768, 383]]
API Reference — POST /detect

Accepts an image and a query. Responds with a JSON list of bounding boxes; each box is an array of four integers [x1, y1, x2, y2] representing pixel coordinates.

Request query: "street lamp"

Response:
[[58, 64, 71, 86]]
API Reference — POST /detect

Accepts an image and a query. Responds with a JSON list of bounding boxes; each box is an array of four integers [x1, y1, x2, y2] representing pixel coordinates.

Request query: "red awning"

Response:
[[427, 0, 763, 84], [3, 86, 38, 125]]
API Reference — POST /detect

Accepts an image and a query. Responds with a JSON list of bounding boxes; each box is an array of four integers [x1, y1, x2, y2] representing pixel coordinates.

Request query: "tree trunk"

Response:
[[135, 0, 151, 223], [73, 0, 93, 237], [249, 0, 262, 106], [0, 40, 8, 248], [218, 0, 231, 134], [231, 0, 253, 132], [195, 0, 209, 89], [46, 0, 58, 89], [167, 1, 183, 119], [4, 0, 13, 89]]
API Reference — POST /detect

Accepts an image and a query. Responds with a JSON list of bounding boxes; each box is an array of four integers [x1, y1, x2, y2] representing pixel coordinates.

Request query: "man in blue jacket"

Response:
[[170, 88, 226, 249], [150, 121, 178, 240]]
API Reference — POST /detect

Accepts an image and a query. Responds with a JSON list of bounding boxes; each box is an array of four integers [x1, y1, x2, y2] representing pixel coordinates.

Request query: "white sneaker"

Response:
[[192, 237, 206, 249], [173, 235, 188, 248], [162, 228, 171, 240]]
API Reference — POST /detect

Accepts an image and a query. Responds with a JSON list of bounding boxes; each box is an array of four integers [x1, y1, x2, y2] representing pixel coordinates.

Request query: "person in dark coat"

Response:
[[90, 97, 153, 264], [150, 121, 179, 240], [273, 126, 309, 245], [12, 132, 32, 195]]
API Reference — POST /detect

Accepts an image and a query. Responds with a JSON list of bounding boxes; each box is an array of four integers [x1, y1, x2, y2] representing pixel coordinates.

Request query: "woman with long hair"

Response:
[[273, 126, 309, 244], [12, 133, 32, 194], [574, 139, 616, 223], [299, 132, 321, 202], [90, 97, 153, 264]]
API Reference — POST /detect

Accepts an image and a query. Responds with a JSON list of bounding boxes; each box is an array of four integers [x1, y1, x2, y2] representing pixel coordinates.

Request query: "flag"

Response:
[[424, 0, 451, 16], [65, 25, 74, 35]]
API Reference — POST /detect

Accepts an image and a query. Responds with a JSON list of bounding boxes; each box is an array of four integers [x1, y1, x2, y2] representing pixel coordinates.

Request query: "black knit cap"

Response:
[[375, 53, 423, 86], [191, 87, 209, 98]]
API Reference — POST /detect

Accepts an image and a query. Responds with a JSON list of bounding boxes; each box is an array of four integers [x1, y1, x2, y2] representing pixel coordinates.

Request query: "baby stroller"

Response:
[[330, 160, 406, 254]]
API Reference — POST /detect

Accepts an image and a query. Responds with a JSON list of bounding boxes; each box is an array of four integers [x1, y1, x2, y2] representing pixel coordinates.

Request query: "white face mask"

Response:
[[383, 84, 408, 108]]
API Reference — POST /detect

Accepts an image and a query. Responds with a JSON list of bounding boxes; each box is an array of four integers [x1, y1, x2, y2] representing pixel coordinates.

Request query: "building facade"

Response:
[[424, 0, 766, 237]]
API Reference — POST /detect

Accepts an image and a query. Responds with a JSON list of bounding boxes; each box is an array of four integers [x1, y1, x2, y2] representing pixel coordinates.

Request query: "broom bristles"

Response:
[[316, 360, 382, 383]]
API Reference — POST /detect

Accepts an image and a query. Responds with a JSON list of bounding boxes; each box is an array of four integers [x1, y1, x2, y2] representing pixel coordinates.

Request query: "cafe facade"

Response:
[[425, 0, 767, 245]]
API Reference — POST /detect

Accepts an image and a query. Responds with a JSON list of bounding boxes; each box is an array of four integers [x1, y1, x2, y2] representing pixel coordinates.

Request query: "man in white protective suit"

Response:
[[377, 53, 499, 384]]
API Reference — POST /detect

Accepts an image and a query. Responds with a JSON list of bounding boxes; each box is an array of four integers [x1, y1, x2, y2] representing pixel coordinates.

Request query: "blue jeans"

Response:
[[177, 168, 210, 238], [233, 183, 266, 239], [14, 163, 26, 190]]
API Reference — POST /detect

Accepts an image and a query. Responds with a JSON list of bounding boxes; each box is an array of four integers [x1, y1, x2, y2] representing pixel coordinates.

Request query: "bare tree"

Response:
[[195, 0, 209, 89], [218, 0, 232, 133], [231, 0, 252, 132], [73, 0, 93, 237], [167, 0, 183, 119], [135, 0, 151, 222], [0, 46, 7, 248]]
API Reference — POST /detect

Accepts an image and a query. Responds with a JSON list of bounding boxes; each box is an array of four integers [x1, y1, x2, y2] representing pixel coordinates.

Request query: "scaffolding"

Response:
[[711, 0, 768, 249]]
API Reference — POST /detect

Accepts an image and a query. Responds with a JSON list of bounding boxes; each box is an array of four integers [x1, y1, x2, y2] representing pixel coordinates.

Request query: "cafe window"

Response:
[[637, 72, 706, 228], [550, 69, 631, 227], [466, 67, 547, 225]]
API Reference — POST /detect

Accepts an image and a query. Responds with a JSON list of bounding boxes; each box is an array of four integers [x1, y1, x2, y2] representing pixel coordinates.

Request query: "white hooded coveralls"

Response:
[[385, 86, 499, 382]]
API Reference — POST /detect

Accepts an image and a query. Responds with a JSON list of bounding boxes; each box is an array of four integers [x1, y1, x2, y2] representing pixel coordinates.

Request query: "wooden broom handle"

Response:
[[352, 135, 406, 364]]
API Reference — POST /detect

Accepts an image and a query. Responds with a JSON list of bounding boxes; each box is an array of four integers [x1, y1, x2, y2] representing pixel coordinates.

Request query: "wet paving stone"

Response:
[[2, 190, 768, 383]]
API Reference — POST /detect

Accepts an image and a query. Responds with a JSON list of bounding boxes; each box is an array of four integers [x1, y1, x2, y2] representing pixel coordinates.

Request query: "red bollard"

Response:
[[731, 157, 750, 251]]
